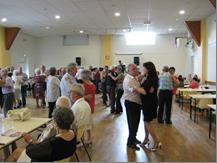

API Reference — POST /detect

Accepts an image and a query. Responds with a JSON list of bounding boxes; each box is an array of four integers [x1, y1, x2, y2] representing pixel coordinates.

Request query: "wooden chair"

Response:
[[194, 98, 214, 122], [76, 126, 92, 161]]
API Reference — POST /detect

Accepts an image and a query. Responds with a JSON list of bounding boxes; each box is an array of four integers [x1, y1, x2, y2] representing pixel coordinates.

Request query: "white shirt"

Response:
[[71, 98, 92, 129], [46, 75, 60, 102], [123, 74, 141, 105], [60, 73, 75, 98], [13, 75, 23, 89]]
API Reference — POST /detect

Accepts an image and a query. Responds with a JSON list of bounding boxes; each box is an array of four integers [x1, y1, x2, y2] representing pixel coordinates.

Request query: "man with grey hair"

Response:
[[123, 63, 141, 150], [60, 62, 77, 98], [70, 83, 92, 144], [157, 66, 173, 124]]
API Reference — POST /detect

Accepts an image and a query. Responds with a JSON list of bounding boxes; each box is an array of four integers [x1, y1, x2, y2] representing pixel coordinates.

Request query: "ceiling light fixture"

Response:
[[45, 26, 50, 29], [79, 30, 84, 33], [179, 10, 185, 15], [55, 15, 61, 19], [123, 29, 128, 32], [114, 12, 120, 17], [168, 28, 173, 31], [1, 18, 7, 22]]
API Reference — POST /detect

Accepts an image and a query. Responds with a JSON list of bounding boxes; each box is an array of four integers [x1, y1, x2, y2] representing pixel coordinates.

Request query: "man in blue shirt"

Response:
[[158, 66, 173, 124]]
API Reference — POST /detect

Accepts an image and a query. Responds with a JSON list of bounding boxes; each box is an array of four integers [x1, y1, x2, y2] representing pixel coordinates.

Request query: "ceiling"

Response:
[[0, 0, 215, 37]]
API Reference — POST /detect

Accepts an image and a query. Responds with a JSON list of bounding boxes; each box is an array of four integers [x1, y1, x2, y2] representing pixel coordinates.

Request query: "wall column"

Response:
[[201, 19, 207, 82], [0, 27, 11, 67], [102, 35, 112, 66]]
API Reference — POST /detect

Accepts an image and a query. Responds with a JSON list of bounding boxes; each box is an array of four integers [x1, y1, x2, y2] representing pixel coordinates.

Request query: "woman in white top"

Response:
[[12, 70, 23, 108], [46, 67, 60, 118]]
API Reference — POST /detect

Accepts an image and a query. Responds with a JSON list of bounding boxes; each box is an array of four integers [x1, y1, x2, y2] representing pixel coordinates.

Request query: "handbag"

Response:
[[7, 108, 31, 121]]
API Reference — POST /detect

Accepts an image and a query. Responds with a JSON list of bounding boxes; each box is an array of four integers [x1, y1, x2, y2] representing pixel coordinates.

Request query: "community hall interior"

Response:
[[0, 0, 216, 162]]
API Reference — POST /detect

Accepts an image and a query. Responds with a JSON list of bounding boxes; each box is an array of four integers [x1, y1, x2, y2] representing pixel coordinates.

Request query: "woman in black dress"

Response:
[[135, 62, 162, 151]]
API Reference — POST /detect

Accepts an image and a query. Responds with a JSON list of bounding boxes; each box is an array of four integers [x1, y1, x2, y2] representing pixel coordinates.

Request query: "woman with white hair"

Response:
[[34, 68, 46, 108], [12, 69, 23, 108], [78, 69, 96, 114]]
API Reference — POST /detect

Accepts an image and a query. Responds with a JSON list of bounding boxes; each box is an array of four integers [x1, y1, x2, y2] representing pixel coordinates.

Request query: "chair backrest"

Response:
[[197, 99, 214, 109], [76, 125, 86, 140]]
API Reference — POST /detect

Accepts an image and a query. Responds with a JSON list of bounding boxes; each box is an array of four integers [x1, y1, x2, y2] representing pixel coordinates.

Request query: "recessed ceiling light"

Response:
[[45, 26, 50, 29], [55, 15, 61, 19], [114, 12, 120, 17], [168, 28, 173, 31], [1, 18, 7, 22], [179, 10, 185, 15], [123, 29, 128, 32], [79, 30, 84, 33]]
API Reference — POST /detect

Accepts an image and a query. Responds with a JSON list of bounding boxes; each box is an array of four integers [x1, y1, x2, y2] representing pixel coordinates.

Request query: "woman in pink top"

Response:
[[189, 77, 200, 89]]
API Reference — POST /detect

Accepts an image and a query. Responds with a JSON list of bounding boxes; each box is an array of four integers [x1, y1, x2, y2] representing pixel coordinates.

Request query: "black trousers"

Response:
[[116, 89, 123, 113], [48, 102, 56, 118], [109, 86, 116, 112], [158, 90, 173, 122], [3, 93, 15, 117], [125, 100, 141, 145], [0, 87, 3, 108], [102, 82, 107, 104], [21, 85, 27, 107]]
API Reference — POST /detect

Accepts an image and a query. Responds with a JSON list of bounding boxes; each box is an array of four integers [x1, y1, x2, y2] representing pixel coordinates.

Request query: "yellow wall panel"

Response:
[[0, 27, 11, 68]]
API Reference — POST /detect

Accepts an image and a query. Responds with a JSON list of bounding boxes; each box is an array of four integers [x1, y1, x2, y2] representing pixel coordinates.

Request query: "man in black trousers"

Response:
[[123, 64, 141, 150], [158, 66, 173, 124]]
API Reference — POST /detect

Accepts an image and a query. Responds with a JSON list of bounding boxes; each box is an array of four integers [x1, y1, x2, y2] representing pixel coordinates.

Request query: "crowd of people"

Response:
[[0, 60, 201, 161]]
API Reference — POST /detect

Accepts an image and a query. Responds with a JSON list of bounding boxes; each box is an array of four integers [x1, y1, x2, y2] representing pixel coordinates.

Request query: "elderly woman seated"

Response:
[[7, 98, 76, 162]]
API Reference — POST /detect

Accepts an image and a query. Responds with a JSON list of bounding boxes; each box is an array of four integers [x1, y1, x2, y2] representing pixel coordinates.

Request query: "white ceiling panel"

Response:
[[0, 0, 215, 37]]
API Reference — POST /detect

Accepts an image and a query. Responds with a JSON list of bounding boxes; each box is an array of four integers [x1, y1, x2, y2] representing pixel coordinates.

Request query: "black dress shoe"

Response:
[[165, 121, 172, 124], [135, 139, 141, 144], [127, 144, 140, 151], [158, 120, 164, 124]]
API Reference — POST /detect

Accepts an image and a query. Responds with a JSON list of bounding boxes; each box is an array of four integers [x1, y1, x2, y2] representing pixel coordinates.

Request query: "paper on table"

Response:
[[1, 129, 22, 137]]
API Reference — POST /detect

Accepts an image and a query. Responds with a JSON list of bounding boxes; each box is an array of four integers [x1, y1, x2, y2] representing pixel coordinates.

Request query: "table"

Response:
[[0, 117, 51, 150], [178, 88, 216, 110], [189, 94, 216, 123], [208, 104, 216, 139]]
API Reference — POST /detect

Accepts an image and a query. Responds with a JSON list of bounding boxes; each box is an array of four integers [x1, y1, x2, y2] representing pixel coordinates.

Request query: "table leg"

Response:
[[178, 91, 181, 107], [181, 92, 184, 110], [194, 99, 196, 123], [190, 98, 192, 120], [209, 109, 212, 139]]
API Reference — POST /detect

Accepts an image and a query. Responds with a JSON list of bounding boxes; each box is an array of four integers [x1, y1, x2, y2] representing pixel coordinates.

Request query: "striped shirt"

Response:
[[159, 72, 173, 90]]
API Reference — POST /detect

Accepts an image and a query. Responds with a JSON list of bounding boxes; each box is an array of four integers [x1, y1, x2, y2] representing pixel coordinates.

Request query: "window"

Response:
[[125, 32, 156, 45]]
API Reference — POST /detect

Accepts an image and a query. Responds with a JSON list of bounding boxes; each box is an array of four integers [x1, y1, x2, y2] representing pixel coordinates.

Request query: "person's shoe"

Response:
[[165, 121, 172, 124], [127, 144, 140, 151], [150, 142, 162, 152], [110, 110, 115, 114], [140, 139, 150, 147], [135, 139, 141, 144], [158, 120, 164, 124]]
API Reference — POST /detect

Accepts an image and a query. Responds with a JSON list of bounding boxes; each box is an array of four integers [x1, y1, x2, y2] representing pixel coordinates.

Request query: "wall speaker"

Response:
[[76, 57, 81, 66], [134, 57, 140, 65]]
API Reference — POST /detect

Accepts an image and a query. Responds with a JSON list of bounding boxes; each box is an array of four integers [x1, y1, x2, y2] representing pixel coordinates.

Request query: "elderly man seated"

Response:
[[70, 83, 93, 145]]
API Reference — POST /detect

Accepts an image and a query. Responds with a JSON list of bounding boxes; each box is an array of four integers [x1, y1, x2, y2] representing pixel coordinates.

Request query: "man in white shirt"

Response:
[[60, 62, 77, 98], [123, 64, 142, 151], [70, 83, 92, 144], [46, 67, 60, 118]]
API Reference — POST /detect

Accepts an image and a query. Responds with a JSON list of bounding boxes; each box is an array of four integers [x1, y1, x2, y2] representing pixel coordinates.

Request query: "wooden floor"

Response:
[[0, 94, 216, 162]]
